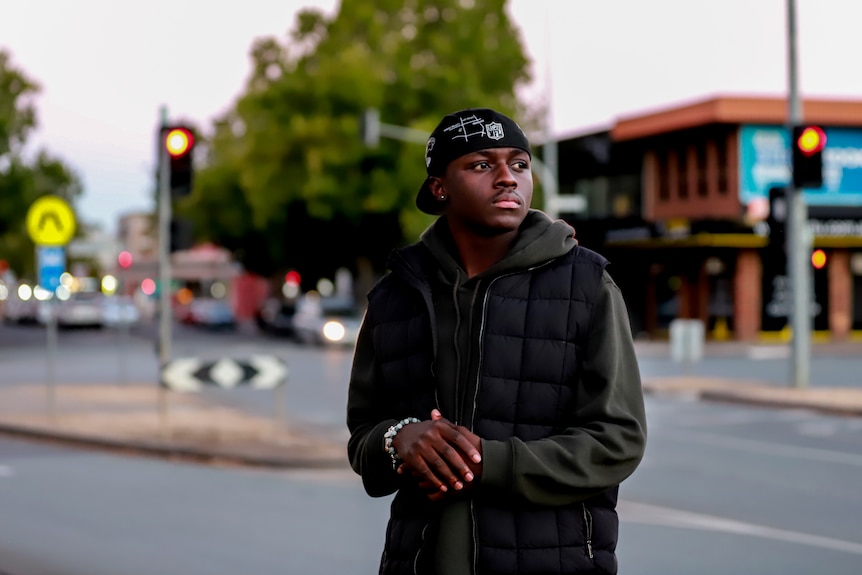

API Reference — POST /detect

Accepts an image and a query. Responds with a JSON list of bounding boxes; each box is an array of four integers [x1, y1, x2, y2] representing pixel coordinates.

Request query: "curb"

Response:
[[697, 390, 862, 418], [0, 422, 350, 470], [643, 379, 862, 418]]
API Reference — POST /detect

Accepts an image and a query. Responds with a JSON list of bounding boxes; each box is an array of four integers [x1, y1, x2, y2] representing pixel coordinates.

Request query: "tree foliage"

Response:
[[0, 50, 82, 280], [186, 0, 533, 284]]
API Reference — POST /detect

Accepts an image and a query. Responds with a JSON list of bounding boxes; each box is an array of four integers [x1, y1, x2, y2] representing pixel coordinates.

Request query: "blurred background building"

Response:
[[552, 95, 862, 343]]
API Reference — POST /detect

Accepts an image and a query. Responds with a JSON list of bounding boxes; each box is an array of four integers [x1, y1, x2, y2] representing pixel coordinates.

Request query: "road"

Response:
[[1, 321, 862, 573]]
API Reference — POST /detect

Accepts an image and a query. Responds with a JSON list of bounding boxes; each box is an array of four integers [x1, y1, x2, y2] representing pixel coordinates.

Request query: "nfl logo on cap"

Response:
[[486, 122, 504, 140]]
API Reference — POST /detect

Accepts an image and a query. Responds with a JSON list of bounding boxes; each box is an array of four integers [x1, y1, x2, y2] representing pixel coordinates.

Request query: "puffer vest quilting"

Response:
[[368, 244, 616, 575]]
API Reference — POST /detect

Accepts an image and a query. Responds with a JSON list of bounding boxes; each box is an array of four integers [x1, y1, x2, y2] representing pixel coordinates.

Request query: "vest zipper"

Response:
[[413, 522, 431, 575], [469, 261, 562, 570], [452, 272, 464, 424], [470, 263, 551, 431], [582, 504, 594, 559]]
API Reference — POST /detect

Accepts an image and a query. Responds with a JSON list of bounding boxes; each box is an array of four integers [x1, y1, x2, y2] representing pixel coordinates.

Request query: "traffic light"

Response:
[[159, 125, 196, 252], [811, 249, 827, 270], [161, 125, 195, 197], [791, 125, 826, 189]]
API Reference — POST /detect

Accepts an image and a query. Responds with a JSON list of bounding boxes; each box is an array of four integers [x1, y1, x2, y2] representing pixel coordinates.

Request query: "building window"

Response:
[[605, 174, 639, 217], [717, 137, 728, 195], [658, 152, 670, 202], [677, 147, 688, 199], [696, 142, 708, 197]]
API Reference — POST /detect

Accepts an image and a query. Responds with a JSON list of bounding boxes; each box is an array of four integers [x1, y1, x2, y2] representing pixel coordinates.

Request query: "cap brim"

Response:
[[416, 177, 446, 215]]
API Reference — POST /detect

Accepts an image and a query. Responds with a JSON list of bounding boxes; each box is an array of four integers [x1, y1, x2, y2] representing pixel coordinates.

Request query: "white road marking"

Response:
[[621, 500, 862, 555], [747, 346, 790, 360], [796, 421, 840, 437]]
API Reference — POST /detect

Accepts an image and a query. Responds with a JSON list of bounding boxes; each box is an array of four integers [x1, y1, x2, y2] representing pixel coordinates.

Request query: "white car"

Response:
[[55, 292, 105, 328], [292, 295, 363, 347]]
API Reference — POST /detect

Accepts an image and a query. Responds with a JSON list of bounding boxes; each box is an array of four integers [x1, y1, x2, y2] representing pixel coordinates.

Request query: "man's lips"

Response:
[[493, 194, 521, 209]]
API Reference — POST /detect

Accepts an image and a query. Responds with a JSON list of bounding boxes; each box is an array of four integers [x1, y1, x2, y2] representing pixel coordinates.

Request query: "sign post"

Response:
[[25, 195, 77, 418]]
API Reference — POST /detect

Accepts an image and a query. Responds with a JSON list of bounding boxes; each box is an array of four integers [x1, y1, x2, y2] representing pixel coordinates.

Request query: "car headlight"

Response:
[[322, 320, 346, 342]]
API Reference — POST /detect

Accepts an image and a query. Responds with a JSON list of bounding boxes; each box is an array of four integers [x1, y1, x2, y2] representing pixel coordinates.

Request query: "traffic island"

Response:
[[0, 384, 348, 469], [643, 377, 862, 417]]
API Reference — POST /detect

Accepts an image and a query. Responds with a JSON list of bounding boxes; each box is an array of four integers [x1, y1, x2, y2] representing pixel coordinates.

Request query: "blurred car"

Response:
[[292, 294, 363, 347], [56, 291, 105, 329], [101, 295, 141, 328], [189, 298, 236, 331], [256, 298, 297, 336]]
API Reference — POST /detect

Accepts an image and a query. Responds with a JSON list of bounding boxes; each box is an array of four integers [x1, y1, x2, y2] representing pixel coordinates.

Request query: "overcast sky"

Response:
[[2, 0, 860, 233]]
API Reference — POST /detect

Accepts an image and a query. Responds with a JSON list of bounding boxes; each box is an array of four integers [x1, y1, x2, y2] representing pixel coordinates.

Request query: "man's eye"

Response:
[[512, 161, 529, 170], [473, 161, 490, 170]]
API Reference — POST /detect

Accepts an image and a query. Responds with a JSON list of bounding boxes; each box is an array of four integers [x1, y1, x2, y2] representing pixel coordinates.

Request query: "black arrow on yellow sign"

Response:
[[38, 211, 64, 231]]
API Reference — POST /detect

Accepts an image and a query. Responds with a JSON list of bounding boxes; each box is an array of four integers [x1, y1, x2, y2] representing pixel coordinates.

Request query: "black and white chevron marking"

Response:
[[160, 355, 288, 392]]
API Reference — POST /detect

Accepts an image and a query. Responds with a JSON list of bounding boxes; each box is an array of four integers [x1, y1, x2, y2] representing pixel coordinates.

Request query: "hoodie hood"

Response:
[[420, 209, 577, 280]]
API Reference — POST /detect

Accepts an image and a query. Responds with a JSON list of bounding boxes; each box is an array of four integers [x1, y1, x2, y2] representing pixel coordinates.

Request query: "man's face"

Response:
[[432, 147, 533, 235]]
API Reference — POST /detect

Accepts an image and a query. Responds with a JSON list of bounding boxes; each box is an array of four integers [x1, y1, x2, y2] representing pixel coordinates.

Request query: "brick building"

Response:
[[554, 95, 862, 342]]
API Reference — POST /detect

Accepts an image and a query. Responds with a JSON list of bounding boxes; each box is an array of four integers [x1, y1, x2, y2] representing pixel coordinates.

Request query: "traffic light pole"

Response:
[[786, 0, 811, 388], [157, 106, 173, 368]]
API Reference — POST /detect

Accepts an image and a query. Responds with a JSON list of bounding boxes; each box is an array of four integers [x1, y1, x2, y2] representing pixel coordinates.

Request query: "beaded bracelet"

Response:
[[383, 417, 421, 469]]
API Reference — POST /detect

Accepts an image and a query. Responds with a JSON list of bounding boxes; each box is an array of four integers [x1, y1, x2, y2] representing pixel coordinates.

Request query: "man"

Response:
[[347, 107, 647, 575]]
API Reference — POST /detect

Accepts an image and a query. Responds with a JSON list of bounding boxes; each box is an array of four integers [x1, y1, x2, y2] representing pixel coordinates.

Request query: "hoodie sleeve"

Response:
[[480, 270, 648, 506], [346, 307, 402, 498]]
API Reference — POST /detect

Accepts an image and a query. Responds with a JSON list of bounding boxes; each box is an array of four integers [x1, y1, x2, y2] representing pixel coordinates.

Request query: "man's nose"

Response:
[[494, 164, 517, 187]]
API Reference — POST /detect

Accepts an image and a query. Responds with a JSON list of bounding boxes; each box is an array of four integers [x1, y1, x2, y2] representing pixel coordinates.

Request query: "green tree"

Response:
[[186, 0, 533, 286], [0, 50, 82, 280]]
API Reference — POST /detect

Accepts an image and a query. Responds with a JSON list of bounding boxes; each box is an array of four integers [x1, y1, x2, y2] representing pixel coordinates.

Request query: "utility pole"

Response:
[[157, 105, 172, 367], [786, 0, 811, 388], [541, 0, 559, 219]]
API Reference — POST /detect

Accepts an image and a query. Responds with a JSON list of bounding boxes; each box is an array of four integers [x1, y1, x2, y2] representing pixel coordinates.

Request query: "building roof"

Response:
[[611, 95, 862, 141]]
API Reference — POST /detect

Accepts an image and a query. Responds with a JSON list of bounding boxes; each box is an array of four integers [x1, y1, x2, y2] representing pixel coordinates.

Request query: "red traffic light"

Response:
[[165, 128, 194, 157], [285, 270, 301, 286], [796, 126, 826, 156]]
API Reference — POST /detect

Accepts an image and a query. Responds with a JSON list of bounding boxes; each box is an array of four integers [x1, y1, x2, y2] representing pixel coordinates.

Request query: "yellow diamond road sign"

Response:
[[26, 195, 76, 246]]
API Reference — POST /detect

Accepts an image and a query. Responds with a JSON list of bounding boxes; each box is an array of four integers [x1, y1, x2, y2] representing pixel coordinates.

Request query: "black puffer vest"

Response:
[[368, 243, 617, 575]]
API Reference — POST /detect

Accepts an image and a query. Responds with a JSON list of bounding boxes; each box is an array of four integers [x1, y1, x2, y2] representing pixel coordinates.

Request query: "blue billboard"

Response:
[[739, 124, 862, 206]]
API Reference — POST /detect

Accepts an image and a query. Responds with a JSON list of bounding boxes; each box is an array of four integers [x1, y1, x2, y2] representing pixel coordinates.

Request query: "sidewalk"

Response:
[[638, 340, 862, 416], [0, 383, 349, 469]]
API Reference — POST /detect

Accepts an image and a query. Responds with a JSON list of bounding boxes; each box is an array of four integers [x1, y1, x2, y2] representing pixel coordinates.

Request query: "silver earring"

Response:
[[439, 194, 446, 201]]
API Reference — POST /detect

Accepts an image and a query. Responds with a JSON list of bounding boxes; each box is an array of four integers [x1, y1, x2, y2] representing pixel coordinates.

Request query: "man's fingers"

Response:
[[408, 460, 450, 492], [439, 425, 482, 466], [393, 418, 480, 489]]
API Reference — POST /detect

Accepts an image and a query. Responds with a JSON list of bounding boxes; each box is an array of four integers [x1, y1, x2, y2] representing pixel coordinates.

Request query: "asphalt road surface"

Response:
[[2, 395, 862, 574], [2, 321, 862, 573]]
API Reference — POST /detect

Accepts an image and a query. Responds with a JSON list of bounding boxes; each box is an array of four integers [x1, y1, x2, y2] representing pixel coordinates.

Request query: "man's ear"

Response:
[[427, 177, 445, 200]]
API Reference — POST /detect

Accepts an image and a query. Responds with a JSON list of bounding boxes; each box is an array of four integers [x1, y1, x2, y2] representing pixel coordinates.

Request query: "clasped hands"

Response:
[[392, 409, 483, 501]]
